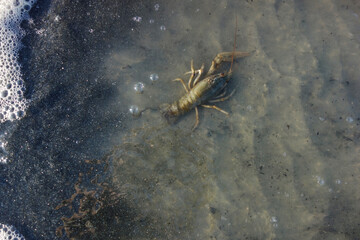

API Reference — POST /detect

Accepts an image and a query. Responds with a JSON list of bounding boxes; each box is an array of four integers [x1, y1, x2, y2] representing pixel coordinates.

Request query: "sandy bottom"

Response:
[[4, 0, 358, 239], [100, 0, 360, 239]]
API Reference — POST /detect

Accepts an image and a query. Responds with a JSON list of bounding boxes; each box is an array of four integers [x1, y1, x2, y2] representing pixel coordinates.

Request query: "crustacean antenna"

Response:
[[229, 15, 238, 74]]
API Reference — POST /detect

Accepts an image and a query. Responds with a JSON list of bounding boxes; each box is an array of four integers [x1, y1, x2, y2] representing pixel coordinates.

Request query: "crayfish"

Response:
[[161, 20, 251, 130]]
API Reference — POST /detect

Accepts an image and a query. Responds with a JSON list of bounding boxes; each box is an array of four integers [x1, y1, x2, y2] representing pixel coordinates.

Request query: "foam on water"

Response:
[[0, 0, 36, 123], [0, 0, 36, 237], [0, 223, 25, 240]]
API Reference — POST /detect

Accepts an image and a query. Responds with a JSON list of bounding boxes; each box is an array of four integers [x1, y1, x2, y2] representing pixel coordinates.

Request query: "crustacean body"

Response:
[[161, 50, 250, 130]]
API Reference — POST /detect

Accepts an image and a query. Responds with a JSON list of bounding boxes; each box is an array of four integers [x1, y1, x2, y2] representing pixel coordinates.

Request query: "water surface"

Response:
[[1, 0, 360, 239]]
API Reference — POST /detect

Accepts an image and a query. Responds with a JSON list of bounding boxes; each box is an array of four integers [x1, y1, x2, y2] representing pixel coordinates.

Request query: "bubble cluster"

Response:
[[134, 82, 145, 94], [0, 223, 25, 240], [0, 0, 37, 123]]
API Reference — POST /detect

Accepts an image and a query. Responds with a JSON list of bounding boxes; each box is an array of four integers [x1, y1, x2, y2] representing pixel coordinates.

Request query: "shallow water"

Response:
[[1, 0, 360, 239], [108, 1, 360, 238]]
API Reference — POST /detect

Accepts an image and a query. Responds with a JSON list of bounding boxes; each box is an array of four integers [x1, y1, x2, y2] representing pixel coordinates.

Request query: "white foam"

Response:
[[0, 0, 36, 123], [0, 223, 25, 240]]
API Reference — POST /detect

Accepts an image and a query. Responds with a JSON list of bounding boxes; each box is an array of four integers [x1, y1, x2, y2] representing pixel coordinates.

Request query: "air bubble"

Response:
[[154, 4, 160, 11], [270, 216, 278, 228], [149, 73, 159, 82], [129, 105, 140, 116], [134, 82, 145, 94], [132, 16, 142, 22], [1, 90, 8, 97], [316, 176, 325, 185], [160, 25, 166, 31], [346, 116, 353, 123]]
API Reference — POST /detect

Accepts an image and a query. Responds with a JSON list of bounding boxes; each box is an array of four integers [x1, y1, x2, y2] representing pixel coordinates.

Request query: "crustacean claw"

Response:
[[207, 51, 251, 76]]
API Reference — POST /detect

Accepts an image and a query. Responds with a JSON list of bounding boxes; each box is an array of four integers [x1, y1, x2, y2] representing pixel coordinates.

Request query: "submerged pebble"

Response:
[[134, 82, 145, 94]]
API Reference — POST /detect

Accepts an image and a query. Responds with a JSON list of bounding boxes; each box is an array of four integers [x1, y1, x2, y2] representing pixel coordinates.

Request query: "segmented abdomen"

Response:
[[176, 90, 200, 115]]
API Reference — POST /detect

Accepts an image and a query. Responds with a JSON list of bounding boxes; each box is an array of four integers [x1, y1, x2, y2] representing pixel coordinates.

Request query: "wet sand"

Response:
[[105, 0, 360, 239]]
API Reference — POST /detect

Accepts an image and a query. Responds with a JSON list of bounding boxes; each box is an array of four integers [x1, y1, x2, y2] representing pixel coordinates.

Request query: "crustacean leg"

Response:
[[188, 60, 196, 89], [185, 60, 205, 88], [214, 88, 228, 99], [207, 51, 251, 76], [192, 63, 204, 87], [184, 60, 196, 89], [193, 107, 199, 130], [208, 89, 236, 103], [201, 104, 229, 115], [173, 78, 189, 92]]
